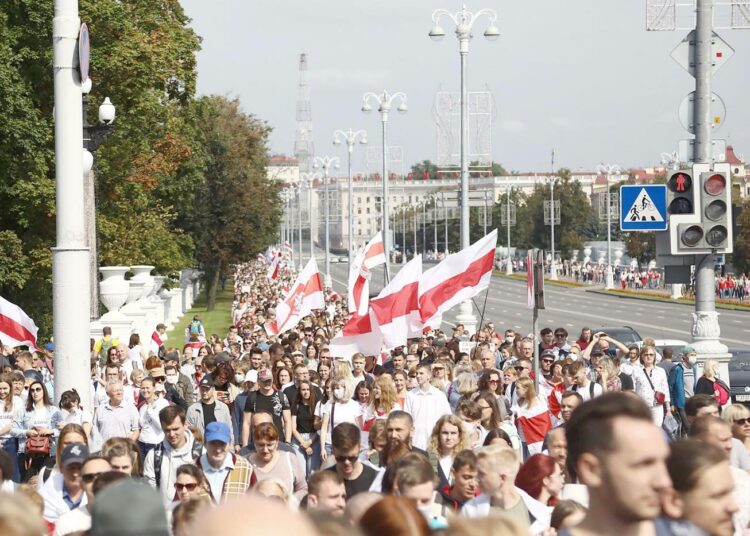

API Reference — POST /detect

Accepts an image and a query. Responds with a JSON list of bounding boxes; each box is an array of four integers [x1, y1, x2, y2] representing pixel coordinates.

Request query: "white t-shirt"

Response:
[[53, 505, 91, 536], [318, 399, 362, 446], [0, 396, 23, 440]]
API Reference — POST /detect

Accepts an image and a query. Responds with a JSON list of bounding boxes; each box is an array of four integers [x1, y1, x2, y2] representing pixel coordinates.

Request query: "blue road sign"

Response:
[[620, 184, 668, 231]]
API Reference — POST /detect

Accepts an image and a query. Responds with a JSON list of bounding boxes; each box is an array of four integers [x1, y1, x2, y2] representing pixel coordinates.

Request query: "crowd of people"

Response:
[[0, 257, 749, 536]]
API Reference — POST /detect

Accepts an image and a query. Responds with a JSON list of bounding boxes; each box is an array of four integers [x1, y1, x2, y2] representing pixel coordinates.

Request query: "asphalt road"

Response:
[[319, 256, 750, 350]]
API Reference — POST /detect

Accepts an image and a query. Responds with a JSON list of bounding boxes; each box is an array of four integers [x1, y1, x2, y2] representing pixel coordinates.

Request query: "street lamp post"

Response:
[[333, 128, 368, 267], [505, 184, 513, 275], [430, 3, 499, 335], [301, 171, 322, 263], [540, 175, 560, 280], [597, 163, 621, 290], [81, 78, 116, 321], [362, 90, 408, 282], [53, 0, 91, 408], [313, 155, 340, 288]]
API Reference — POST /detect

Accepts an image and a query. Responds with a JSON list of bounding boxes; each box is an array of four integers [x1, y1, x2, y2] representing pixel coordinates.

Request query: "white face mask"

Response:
[[688, 355, 698, 365], [333, 387, 345, 400], [234, 374, 245, 384], [165, 374, 178, 384]]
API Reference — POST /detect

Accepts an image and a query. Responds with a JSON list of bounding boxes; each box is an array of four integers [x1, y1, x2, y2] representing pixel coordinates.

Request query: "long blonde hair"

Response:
[[516, 377, 538, 406], [428, 414, 469, 455], [370, 376, 399, 413]]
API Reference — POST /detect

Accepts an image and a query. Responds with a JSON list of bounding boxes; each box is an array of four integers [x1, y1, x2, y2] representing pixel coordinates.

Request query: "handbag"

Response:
[[644, 369, 667, 406], [26, 435, 51, 457]]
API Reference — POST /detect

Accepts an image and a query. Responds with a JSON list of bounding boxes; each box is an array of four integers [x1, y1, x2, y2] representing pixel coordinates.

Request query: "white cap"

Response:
[[244, 370, 258, 383]]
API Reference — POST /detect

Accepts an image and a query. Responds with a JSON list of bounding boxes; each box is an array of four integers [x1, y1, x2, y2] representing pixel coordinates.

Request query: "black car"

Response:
[[594, 326, 643, 347], [729, 348, 750, 406]]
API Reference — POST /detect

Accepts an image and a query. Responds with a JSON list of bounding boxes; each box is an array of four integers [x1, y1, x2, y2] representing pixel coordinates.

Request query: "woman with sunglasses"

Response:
[[173, 463, 213, 506], [723, 403, 750, 454], [12, 380, 62, 481], [633, 346, 671, 426], [477, 370, 503, 400], [0, 374, 23, 482], [248, 422, 307, 503]]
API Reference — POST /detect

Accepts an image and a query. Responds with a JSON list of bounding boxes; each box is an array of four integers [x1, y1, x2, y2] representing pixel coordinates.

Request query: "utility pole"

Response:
[[53, 0, 91, 409], [691, 0, 728, 359]]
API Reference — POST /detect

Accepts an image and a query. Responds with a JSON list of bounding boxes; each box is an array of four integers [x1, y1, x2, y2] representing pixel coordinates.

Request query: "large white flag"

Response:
[[418, 230, 497, 329], [266, 258, 325, 336], [0, 296, 40, 350], [370, 255, 423, 350], [348, 232, 386, 316]]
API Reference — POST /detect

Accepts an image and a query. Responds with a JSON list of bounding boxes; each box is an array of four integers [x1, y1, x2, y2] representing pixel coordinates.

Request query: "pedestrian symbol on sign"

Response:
[[625, 189, 664, 223]]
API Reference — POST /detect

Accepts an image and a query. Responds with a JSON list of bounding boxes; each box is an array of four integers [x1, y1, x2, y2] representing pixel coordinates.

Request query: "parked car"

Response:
[[594, 326, 642, 347], [635, 339, 690, 362], [729, 348, 750, 405]]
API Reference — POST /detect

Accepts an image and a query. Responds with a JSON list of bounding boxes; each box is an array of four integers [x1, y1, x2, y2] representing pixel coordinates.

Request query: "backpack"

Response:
[[713, 379, 730, 406], [153, 439, 203, 489], [189, 320, 202, 337], [98, 337, 114, 365], [572, 381, 596, 399]]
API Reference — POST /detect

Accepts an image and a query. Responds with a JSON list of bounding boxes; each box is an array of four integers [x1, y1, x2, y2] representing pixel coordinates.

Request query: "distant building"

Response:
[[267, 155, 300, 184], [726, 145, 748, 198]]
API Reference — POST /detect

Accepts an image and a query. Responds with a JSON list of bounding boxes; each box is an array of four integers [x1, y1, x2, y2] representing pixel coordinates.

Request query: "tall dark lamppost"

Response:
[[81, 78, 115, 320]]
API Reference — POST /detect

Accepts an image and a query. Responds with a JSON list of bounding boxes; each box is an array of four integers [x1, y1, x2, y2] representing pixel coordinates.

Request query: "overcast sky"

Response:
[[180, 0, 750, 173]]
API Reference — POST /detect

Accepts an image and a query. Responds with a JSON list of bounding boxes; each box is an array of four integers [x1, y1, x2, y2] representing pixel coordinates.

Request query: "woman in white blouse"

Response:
[[0, 375, 23, 482], [137, 377, 169, 460], [633, 345, 671, 426]]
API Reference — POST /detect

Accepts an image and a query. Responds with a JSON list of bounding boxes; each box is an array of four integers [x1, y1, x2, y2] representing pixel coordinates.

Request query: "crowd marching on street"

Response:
[[1, 231, 750, 536]]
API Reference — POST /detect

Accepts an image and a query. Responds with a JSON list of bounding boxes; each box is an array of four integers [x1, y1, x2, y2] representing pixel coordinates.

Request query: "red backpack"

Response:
[[713, 379, 730, 406]]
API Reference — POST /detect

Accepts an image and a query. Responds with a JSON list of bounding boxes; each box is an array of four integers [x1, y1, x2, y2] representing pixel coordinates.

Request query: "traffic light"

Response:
[[669, 163, 733, 254], [666, 169, 695, 216]]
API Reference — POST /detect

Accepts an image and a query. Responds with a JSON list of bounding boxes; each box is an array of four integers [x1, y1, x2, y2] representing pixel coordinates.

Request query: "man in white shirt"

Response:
[[40, 443, 88, 523], [92, 381, 140, 443], [53, 455, 112, 536], [404, 363, 451, 451]]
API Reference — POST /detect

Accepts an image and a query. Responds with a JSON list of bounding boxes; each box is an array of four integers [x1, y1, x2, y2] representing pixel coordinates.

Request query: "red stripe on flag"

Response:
[[364, 242, 384, 259], [303, 273, 323, 295], [351, 275, 367, 308], [0, 313, 37, 346], [419, 250, 494, 322], [370, 282, 419, 325], [342, 312, 373, 336], [517, 413, 552, 444]]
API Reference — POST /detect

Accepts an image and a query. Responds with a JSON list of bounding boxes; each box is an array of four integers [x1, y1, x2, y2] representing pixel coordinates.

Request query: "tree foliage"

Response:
[[182, 96, 281, 309], [732, 199, 750, 274], [0, 1, 281, 335]]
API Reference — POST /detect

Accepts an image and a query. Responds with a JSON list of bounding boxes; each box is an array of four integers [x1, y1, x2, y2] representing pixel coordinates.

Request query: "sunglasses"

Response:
[[175, 482, 198, 491], [82, 472, 105, 483], [488, 379, 500, 384], [542, 359, 554, 364], [30, 387, 43, 393], [334, 455, 358, 463], [734, 417, 750, 426], [154, 377, 166, 382]]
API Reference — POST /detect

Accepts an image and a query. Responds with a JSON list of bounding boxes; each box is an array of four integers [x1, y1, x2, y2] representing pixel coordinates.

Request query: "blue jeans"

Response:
[[2, 438, 20, 483], [137, 441, 158, 462], [293, 433, 320, 477]]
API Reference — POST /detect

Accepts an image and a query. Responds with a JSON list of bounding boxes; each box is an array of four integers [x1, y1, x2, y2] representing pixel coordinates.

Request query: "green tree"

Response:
[[515, 169, 593, 257], [731, 199, 750, 274], [624, 232, 656, 267], [183, 96, 281, 310]]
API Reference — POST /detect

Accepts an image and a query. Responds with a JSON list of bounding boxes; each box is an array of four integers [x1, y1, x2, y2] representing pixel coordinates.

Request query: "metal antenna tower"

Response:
[[294, 53, 314, 172]]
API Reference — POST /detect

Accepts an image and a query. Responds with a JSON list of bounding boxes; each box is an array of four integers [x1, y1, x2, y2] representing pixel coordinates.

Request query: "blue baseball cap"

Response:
[[204, 422, 231, 444]]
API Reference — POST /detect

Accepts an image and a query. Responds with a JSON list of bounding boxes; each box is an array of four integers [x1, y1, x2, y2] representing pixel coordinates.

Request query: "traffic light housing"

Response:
[[669, 163, 733, 255], [666, 169, 695, 216]]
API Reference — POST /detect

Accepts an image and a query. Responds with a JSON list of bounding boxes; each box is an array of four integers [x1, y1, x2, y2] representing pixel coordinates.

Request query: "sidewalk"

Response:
[[494, 271, 750, 311]]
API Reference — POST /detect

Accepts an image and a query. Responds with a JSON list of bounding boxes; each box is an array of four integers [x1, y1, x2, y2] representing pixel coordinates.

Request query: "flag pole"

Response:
[[470, 284, 492, 362]]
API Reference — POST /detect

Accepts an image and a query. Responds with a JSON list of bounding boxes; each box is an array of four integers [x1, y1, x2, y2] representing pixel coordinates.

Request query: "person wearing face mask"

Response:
[[393, 455, 448, 530], [668, 346, 698, 436], [164, 362, 195, 405]]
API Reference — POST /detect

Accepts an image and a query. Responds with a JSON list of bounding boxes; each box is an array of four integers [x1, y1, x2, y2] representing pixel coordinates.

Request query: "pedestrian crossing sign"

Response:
[[619, 184, 668, 231]]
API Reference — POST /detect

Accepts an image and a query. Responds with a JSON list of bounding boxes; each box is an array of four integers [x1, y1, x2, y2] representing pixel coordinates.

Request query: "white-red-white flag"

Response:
[[370, 255, 423, 350], [267, 252, 283, 280], [348, 232, 386, 316], [418, 230, 497, 329], [328, 310, 383, 361], [266, 258, 325, 335], [0, 296, 40, 350], [513, 398, 553, 455]]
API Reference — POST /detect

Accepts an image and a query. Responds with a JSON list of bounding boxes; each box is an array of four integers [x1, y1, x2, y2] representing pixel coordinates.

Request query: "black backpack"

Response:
[[572, 381, 596, 399], [153, 439, 203, 489]]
